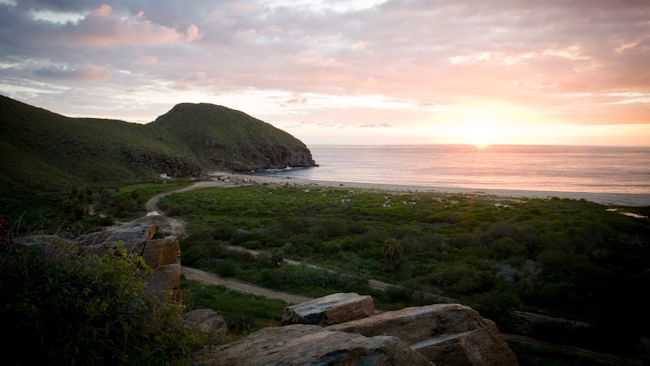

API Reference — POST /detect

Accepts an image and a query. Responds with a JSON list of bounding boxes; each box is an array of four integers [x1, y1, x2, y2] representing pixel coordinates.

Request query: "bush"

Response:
[[212, 222, 236, 241], [492, 237, 527, 258], [211, 259, 240, 277], [0, 241, 196, 365]]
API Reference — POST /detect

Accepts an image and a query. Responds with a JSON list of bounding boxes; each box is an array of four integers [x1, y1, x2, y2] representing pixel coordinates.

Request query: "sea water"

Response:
[[264, 145, 650, 199]]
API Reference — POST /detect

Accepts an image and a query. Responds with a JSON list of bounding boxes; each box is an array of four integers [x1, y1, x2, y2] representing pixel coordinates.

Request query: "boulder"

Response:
[[328, 304, 517, 366], [281, 292, 375, 326], [411, 322, 515, 366], [147, 263, 181, 295], [193, 324, 432, 366], [136, 237, 179, 268], [184, 308, 227, 337]]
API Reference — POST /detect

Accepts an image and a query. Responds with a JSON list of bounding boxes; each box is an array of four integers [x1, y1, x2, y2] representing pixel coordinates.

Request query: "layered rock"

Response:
[[184, 308, 228, 337], [281, 292, 375, 326], [260, 144, 316, 169], [147, 263, 181, 299], [194, 324, 432, 366], [137, 237, 180, 268], [124, 150, 203, 177], [328, 303, 517, 366]]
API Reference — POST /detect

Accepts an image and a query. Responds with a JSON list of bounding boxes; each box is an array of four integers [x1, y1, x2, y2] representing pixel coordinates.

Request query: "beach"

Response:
[[210, 172, 650, 207]]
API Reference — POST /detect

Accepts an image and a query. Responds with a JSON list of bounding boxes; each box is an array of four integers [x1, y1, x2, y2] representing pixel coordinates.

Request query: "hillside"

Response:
[[150, 103, 315, 171], [0, 96, 315, 199]]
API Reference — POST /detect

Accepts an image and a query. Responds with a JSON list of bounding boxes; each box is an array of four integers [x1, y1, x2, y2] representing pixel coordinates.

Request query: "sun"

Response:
[[463, 121, 499, 148]]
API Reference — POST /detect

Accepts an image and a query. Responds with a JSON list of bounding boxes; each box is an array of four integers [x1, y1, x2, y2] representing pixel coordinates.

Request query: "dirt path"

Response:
[[182, 266, 312, 304], [139, 178, 246, 238], [220, 244, 450, 295]]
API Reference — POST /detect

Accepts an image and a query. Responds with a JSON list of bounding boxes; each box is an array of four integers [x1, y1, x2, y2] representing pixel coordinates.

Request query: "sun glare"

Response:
[[426, 100, 552, 146], [464, 122, 497, 147]]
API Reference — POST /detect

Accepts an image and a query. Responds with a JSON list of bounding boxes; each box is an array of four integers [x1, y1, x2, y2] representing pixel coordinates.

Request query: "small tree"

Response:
[[383, 238, 403, 272]]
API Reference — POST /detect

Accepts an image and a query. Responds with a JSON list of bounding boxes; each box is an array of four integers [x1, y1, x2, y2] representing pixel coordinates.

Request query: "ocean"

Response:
[[263, 145, 650, 205]]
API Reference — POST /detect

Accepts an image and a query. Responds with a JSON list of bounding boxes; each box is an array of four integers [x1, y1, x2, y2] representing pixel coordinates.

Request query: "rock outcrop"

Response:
[[328, 303, 518, 366], [81, 229, 182, 301], [124, 150, 203, 177], [184, 308, 228, 337], [281, 292, 375, 326], [147, 263, 181, 299], [138, 237, 180, 269], [261, 144, 316, 169], [194, 324, 432, 366]]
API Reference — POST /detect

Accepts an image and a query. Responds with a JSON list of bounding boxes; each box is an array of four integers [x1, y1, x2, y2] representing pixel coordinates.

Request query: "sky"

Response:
[[0, 0, 649, 146]]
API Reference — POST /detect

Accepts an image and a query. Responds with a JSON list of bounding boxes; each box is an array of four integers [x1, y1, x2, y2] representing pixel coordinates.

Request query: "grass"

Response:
[[161, 184, 650, 358], [182, 280, 287, 337]]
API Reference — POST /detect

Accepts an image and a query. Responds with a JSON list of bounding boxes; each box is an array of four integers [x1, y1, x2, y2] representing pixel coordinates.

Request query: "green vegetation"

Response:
[[0, 239, 198, 365], [0, 96, 198, 198], [2, 180, 191, 233], [182, 280, 287, 337], [161, 185, 650, 357], [0, 95, 314, 214], [151, 103, 314, 170]]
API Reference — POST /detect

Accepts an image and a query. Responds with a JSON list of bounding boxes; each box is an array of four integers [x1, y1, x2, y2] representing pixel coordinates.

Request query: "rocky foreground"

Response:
[[195, 292, 518, 366], [21, 223, 517, 365], [85, 226, 517, 365]]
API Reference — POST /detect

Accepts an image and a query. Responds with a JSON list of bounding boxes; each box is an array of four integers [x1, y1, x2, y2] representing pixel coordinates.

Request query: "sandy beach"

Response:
[[208, 172, 650, 207]]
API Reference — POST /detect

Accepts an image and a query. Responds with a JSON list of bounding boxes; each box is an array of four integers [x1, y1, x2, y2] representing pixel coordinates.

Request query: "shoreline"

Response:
[[225, 172, 650, 207]]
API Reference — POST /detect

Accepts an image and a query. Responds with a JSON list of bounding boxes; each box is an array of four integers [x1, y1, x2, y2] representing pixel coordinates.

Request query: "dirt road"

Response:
[[182, 266, 312, 304]]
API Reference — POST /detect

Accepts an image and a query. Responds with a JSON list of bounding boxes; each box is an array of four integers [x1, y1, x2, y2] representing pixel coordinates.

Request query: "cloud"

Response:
[[185, 24, 201, 42], [62, 4, 186, 47], [0, 0, 648, 145], [88, 3, 111, 18], [290, 50, 344, 68], [33, 63, 111, 80]]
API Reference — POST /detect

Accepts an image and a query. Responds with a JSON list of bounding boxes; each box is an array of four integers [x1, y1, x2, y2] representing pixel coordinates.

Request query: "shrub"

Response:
[[212, 222, 236, 241], [0, 241, 196, 365], [383, 238, 403, 272], [211, 259, 240, 277], [492, 237, 527, 258], [449, 232, 478, 248]]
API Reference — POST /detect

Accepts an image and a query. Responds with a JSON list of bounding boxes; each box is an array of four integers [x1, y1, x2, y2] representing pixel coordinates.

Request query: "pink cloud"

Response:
[[186, 24, 201, 42], [89, 4, 112, 18], [135, 55, 158, 65], [61, 5, 193, 48], [291, 50, 345, 68]]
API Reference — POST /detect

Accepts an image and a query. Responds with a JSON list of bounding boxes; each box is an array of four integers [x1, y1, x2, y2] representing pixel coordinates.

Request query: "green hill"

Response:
[[150, 103, 315, 170], [0, 95, 315, 199]]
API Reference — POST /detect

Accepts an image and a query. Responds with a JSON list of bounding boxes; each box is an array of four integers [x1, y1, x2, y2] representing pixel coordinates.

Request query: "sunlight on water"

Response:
[[269, 145, 650, 195]]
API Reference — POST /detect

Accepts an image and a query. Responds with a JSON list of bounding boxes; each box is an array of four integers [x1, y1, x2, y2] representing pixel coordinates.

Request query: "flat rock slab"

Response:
[[194, 324, 432, 366], [412, 323, 515, 366], [184, 308, 227, 337], [328, 304, 518, 366], [281, 292, 375, 326]]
